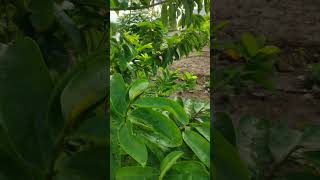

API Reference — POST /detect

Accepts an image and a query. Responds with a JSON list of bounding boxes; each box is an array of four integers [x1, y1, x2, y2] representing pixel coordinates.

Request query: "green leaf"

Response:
[[303, 151, 320, 167], [300, 125, 320, 150], [53, 3, 87, 51], [118, 122, 148, 166], [71, 111, 107, 144], [115, 166, 159, 180], [168, 4, 177, 29], [60, 56, 107, 122], [55, 147, 107, 180], [159, 151, 184, 180], [129, 108, 182, 147], [204, 0, 210, 13], [241, 33, 259, 57], [161, 4, 168, 26], [47, 60, 81, 139], [110, 73, 128, 117], [182, 129, 210, 167], [213, 112, 235, 145], [0, 38, 53, 169], [269, 123, 302, 163], [141, 135, 168, 161], [29, 0, 55, 31], [164, 161, 209, 180], [0, 148, 32, 179], [213, 21, 228, 32], [195, 122, 210, 141], [258, 45, 280, 55], [212, 130, 250, 180], [129, 79, 149, 101], [236, 116, 272, 178], [133, 97, 189, 125]]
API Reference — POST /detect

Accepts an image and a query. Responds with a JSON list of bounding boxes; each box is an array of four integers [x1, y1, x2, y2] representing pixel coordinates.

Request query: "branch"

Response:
[[111, 0, 170, 11]]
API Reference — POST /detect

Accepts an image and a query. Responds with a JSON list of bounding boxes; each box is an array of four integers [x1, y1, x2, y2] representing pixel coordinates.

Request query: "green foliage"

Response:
[[110, 74, 210, 179], [111, 19, 209, 81], [180, 71, 198, 90], [118, 10, 159, 31], [0, 0, 211, 179], [0, 1, 108, 178], [0, 0, 107, 77], [213, 32, 280, 93], [111, 0, 210, 81], [110, 3, 209, 178], [151, 68, 181, 97], [0, 37, 107, 179], [213, 113, 320, 180]]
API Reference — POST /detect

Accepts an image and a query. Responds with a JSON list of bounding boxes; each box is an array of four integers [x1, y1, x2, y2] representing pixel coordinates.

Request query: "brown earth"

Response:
[[214, 48, 320, 127], [169, 47, 210, 101]]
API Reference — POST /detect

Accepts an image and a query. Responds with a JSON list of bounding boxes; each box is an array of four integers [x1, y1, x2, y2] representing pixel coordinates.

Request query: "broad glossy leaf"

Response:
[[118, 122, 148, 166], [142, 132, 178, 150], [213, 112, 235, 145], [236, 116, 272, 176], [47, 60, 80, 139], [159, 151, 184, 180], [269, 123, 302, 163], [195, 122, 210, 141], [60, 56, 107, 122], [141, 135, 168, 161], [164, 161, 209, 180], [0, 38, 53, 169], [29, 0, 54, 31], [110, 114, 122, 180], [213, 130, 250, 180], [71, 111, 107, 144], [115, 166, 159, 180], [128, 79, 149, 101], [133, 97, 189, 125], [129, 108, 182, 147], [182, 129, 210, 167], [110, 73, 128, 117], [55, 147, 107, 180]]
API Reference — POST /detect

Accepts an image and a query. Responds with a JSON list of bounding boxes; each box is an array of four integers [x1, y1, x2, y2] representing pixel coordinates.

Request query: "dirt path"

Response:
[[169, 47, 210, 101], [214, 51, 320, 128]]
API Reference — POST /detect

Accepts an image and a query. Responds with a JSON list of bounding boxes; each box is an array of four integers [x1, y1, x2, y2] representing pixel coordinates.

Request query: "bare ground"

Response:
[[214, 48, 320, 127], [169, 47, 210, 101]]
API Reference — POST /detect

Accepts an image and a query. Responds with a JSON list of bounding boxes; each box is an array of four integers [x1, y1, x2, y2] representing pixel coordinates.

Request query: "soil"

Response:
[[169, 47, 210, 101], [214, 47, 320, 127]]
